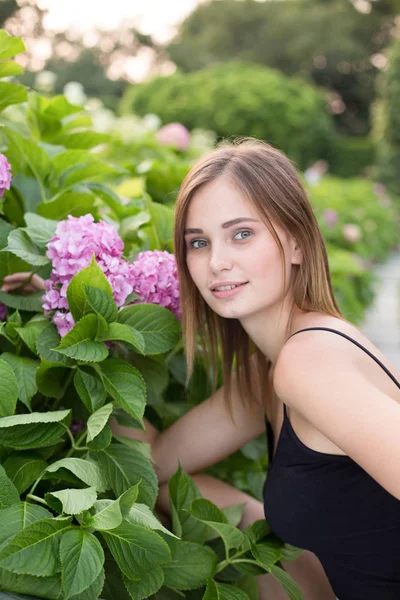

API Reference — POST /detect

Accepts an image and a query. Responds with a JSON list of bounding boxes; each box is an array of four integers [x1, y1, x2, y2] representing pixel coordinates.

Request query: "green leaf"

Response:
[[4, 127, 50, 184], [0, 82, 27, 112], [1, 353, 39, 410], [0, 290, 44, 312], [203, 580, 251, 600], [221, 504, 245, 528], [52, 131, 109, 150], [62, 161, 119, 188], [0, 570, 61, 599], [36, 360, 72, 400], [45, 487, 97, 515], [84, 285, 118, 323], [270, 565, 304, 600], [3, 452, 47, 494], [2, 229, 50, 267], [0, 61, 24, 77], [280, 543, 303, 563], [243, 520, 271, 545], [125, 502, 179, 539], [250, 541, 282, 571], [46, 458, 109, 493], [101, 522, 170, 580], [86, 425, 112, 450], [128, 354, 169, 402], [74, 368, 107, 413], [54, 314, 109, 363], [111, 436, 151, 460], [36, 324, 75, 366], [93, 444, 158, 509], [0, 31, 26, 61], [67, 255, 114, 322], [70, 566, 104, 600], [168, 466, 209, 543], [0, 465, 19, 509], [59, 529, 104, 600], [49, 151, 95, 186], [188, 498, 244, 556], [15, 318, 51, 355], [82, 484, 139, 531], [97, 322, 145, 353], [96, 358, 146, 427], [37, 192, 96, 220], [0, 503, 51, 550], [0, 410, 71, 450], [0, 359, 18, 417], [146, 199, 174, 248], [162, 539, 217, 590], [87, 183, 125, 219], [23, 213, 58, 248], [123, 566, 164, 600], [87, 403, 113, 443], [0, 516, 72, 577], [117, 304, 181, 355]]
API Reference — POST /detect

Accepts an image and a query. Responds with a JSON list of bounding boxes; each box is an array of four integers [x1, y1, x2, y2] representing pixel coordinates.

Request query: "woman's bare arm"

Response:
[[150, 377, 266, 485]]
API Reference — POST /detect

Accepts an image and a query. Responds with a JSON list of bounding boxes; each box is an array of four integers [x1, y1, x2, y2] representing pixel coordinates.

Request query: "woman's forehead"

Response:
[[186, 178, 258, 224]]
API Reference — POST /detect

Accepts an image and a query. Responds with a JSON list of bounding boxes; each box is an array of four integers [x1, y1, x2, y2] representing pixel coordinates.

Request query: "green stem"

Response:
[[215, 546, 252, 574], [231, 559, 262, 566], [64, 426, 88, 458], [53, 369, 75, 410], [75, 429, 88, 448], [28, 470, 45, 496], [26, 494, 47, 506]]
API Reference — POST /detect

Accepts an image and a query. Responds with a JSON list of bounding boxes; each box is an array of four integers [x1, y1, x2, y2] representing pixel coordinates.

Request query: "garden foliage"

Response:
[[374, 36, 400, 197]]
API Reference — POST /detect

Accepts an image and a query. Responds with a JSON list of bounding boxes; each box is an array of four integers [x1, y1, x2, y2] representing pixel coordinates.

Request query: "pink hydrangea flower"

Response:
[[0, 154, 12, 197], [342, 223, 362, 244], [323, 209, 338, 228], [0, 302, 7, 321], [43, 214, 136, 336], [156, 123, 190, 151], [43, 215, 181, 337], [129, 250, 181, 320]]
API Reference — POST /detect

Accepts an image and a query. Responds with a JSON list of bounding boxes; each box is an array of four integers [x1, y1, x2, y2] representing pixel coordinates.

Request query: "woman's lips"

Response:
[[211, 282, 248, 299]]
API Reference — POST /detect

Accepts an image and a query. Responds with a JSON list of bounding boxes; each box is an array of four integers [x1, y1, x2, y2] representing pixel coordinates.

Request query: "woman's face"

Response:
[[184, 176, 301, 322]]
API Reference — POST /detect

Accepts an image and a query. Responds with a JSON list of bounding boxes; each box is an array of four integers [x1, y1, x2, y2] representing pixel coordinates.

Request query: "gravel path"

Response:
[[360, 251, 400, 369]]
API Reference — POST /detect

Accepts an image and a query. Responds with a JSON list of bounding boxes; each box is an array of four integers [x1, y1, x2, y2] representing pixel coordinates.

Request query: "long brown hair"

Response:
[[174, 138, 344, 419]]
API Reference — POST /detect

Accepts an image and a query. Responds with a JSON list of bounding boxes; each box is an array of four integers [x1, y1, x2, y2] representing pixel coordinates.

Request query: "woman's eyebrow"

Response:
[[184, 217, 258, 235]]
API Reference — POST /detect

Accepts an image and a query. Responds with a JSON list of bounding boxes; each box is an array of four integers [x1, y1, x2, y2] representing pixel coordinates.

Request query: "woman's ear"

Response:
[[291, 240, 303, 265]]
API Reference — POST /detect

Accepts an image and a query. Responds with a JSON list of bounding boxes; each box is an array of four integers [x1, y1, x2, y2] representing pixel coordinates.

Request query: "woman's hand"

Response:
[[1, 272, 46, 294]]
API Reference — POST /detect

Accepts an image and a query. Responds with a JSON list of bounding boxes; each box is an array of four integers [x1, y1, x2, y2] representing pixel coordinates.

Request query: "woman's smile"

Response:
[[211, 281, 248, 299]]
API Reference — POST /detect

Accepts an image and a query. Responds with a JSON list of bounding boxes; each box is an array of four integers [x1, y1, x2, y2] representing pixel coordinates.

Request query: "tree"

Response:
[[0, 0, 18, 28], [166, 0, 399, 134]]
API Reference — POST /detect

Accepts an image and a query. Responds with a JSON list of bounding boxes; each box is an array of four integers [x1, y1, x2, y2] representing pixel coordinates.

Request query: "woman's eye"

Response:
[[190, 239, 207, 250], [234, 230, 252, 240]]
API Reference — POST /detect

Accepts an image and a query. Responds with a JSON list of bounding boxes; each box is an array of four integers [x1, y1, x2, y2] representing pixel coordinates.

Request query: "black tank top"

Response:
[[263, 327, 400, 600]]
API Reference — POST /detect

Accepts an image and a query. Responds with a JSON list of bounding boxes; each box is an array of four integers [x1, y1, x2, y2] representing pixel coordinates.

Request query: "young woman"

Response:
[[4, 138, 400, 599], [163, 137, 400, 600]]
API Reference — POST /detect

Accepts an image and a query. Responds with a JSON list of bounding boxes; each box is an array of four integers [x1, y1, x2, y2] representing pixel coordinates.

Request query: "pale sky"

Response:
[[40, 0, 202, 43]]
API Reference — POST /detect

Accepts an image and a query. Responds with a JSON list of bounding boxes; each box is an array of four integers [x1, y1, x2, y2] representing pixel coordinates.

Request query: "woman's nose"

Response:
[[209, 245, 233, 274]]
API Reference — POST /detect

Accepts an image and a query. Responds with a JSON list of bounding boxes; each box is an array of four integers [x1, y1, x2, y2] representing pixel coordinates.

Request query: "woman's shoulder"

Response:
[[273, 317, 365, 393], [282, 315, 362, 359], [274, 314, 399, 403]]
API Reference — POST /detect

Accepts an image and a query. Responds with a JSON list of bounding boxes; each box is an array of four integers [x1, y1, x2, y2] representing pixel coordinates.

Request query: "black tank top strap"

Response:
[[286, 327, 400, 390]]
